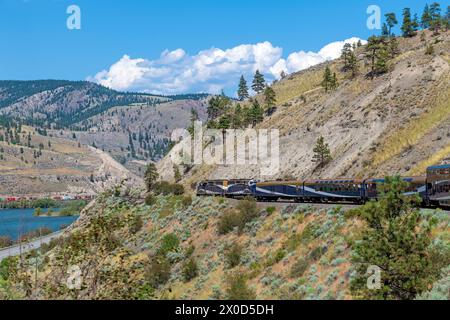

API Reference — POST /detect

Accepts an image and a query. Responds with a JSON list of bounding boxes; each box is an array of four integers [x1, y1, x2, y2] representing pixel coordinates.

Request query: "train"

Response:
[[196, 164, 450, 208]]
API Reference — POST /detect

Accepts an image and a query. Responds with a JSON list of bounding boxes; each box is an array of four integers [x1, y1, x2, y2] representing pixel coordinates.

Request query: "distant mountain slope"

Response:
[[53, 98, 208, 176], [0, 80, 208, 128], [0, 125, 140, 196]]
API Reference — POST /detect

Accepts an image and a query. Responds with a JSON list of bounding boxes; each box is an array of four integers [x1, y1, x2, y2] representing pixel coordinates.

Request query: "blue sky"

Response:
[[0, 0, 440, 94]]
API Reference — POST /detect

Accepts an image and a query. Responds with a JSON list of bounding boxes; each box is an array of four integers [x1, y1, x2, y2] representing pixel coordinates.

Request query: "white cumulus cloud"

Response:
[[89, 37, 366, 95]]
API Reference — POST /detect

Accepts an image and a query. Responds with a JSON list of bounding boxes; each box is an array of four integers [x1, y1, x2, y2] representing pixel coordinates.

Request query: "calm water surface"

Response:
[[0, 208, 78, 240]]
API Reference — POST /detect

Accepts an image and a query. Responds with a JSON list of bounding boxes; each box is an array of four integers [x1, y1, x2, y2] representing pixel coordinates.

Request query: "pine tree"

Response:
[[128, 132, 136, 158], [350, 176, 445, 300], [401, 8, 417, 37], [348, 51, 359, 78], [444, 6, 450, 30], [237, 75, 249, 101], [429, 2, 442, 35], [263, 86, 276, 108], [144, 162, 159, 192], [207, 95, 230, 120], [280, 70, 287, 79], [173, 165, 182, 183], [366, 36, 388, 79], [321, 66, 333, 92], [375, 47, 390, 74], [413, 13, 420, 32], [312, 136, 332, 168], [388, 37, 400, 57], [217, 114, 231, 131], [385, 13, 398, 36], [231, 104, 243, 129], [381, 23, 390, 37], [341, 43, 353, 70], [252, 70, 266, 94], [330, 73, 338, 90], [421, 4, 432, 29], [248, 100, 264, 127], [188, 107, 199, 136]]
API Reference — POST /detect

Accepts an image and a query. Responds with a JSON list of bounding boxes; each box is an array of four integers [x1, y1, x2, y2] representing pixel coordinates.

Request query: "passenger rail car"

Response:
[[196, 164, 450, 208], [302, 179, 363, 203], [364, 176, 427, 201], [427, 164, 450, 207]]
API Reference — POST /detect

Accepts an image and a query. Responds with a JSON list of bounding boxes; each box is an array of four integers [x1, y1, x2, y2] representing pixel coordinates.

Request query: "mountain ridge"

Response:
[[0, 80, 209, 128]]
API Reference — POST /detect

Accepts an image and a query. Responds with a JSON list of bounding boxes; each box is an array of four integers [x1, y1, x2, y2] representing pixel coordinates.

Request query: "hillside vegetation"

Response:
[[1, 188, 448, 300]]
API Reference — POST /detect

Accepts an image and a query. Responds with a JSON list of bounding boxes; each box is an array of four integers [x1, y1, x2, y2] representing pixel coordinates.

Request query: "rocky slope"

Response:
[[53, 98, 208, 175], [159, 30, 450, 186], [0, 126, 140, 196]]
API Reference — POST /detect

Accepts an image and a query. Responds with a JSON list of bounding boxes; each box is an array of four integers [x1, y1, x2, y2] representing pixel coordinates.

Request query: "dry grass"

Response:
[[272, 69, 323, 105], [408, 142, 450, 175], [372, 79, 450, 167]]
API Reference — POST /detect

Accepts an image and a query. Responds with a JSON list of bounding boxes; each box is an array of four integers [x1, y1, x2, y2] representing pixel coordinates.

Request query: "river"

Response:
[[0, 208, 78, 240]]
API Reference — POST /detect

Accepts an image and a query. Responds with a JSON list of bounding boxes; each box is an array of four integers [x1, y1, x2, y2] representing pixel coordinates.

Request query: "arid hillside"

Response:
[[0, 126, 139, 196], [0, 80, 166, 127], [54, 99, 208, 176], [2, 191, 447, 300], [159, 30, 450, 186]]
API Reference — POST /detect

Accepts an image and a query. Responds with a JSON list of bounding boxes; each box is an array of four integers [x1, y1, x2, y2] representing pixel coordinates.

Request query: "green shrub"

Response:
[[145, 255, 171, 288], [181, 195, 192, 208], [129, 214, 143, 234], [217, 198, 259, 235], [0, 236, 13, 249], [182, 257, 198, 282], [266, 207, 276, 215], [416, 266, 450, 300], [283, 233, 302, 252], [0, 257, 18, 281], [290, 258, 309, 278], [153, 181, 185, 196], [309, 246, 327, 262], [274, 249, 286, 263], [145, 194, 156, 206], [217, 211, 241, 235], [224, 243, 242, 269], [265, 248, 286, 267], [59, 200, 87, 216], [225, 273, 256, 300], [236, 198, 258, 223], [135, 283, 155, 300], [185, 245, 195, 257], [171, 184, 185, 196], [158, 233, 180, 255], [299, 223, 320, 245]]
